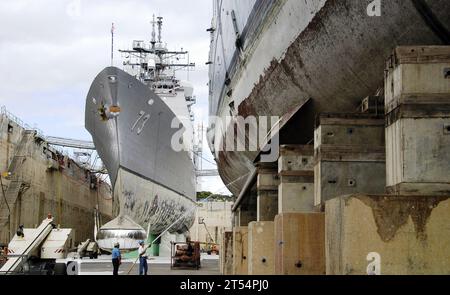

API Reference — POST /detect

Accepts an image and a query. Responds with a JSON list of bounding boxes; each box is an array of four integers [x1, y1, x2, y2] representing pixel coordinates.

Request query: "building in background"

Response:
[[191, 200, 233, 251]]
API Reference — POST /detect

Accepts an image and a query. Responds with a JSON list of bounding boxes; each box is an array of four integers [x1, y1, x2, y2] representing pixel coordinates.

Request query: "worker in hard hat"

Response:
[[112, 242, 121, 275], [138, 240, 148, 275]]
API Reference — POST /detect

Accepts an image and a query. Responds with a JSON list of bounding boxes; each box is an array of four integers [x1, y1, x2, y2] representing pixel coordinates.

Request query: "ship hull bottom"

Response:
[[209, 0, 450, 197], [113, 168, 196, 236]]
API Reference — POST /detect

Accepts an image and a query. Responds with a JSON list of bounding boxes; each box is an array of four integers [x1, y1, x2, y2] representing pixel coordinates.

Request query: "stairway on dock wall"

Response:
[[0, 130, 34, 242]]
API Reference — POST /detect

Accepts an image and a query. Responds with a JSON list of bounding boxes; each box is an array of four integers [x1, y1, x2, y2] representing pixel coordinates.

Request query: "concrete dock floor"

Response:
[[76, 254, 220, 275]]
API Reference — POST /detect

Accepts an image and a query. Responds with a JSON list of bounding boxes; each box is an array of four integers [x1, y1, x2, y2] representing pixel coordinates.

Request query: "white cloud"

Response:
[[0, 0, 230, 194]]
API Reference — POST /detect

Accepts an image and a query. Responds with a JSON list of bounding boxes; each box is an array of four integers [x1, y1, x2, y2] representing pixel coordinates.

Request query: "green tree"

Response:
[[196, 191, 234, 202]]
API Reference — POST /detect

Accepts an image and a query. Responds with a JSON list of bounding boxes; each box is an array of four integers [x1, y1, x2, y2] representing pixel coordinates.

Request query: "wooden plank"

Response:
[[232, 227, 248, 275], [386, 183, 450, 196], [385, 61, 450, 114], [316, 145, 386, 155], [280, 145, 314, 156], [386, 118, 450, 191], [278, 170, 314, 178], [274, 213, 325, 275], [393, 46, 450, 65], [386, 102, 450, 126], [315, 118, 385, 150], [257, 185, 278, 192], [248, 222, 275, 275], [220, 231, 233, 275], [316, 115, 385, 127], [314, 147, 386, 163], [278, 151, 314, 174], [278, 181, 315, 213], [314, 161, 386, 206]]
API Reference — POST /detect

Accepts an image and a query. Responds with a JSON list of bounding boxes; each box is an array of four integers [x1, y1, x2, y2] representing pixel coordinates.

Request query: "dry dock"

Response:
[[220, 46, 450, 275], [75, 255, 220, 275], [1, 46, 449, 276], [0, 108, 113, 246]]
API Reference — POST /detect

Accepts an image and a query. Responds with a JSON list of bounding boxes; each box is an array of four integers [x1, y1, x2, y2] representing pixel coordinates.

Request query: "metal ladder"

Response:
[[0, 130, 34, 233]]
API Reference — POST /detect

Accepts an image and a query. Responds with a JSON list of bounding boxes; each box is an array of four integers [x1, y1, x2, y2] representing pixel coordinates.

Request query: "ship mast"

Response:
[[119, 16, 195, 84], [157, 16, 163, 44], [111, 22, 115, 66], [151, 15, 156, 50]]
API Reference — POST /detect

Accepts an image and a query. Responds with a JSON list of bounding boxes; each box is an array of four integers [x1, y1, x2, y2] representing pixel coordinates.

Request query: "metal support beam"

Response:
[[196, 169, 219, 177], [46, 136, 95, 150]]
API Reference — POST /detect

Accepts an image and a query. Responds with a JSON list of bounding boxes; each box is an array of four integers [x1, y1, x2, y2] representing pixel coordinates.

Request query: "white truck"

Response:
[[77, 239, 100, 259], [0, 215, 75, 275]]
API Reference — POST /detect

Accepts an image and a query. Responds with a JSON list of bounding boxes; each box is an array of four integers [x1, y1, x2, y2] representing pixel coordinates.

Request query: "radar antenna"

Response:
[[151, 15, 156, 49], [157, 16, 163, 43]]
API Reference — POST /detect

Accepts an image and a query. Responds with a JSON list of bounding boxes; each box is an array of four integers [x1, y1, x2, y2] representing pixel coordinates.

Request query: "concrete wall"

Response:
[[274, 213, 325, 275], [257, 191, 278, 222], [0, 117, 23, 171], [384, 46, 450, 114], [191, 201, 233, 247], [314, 161, 386, 206], [248, 221, 274, 275], [314, 115, 386, 206], [232, 226, 248, 275], [220, 230, 233, 275], [326, 194, 450, 275], [0, 114, 112, 245], [278, 145, 315, 213], [386, 118, 450, 194], [236, 207, 257, 227], [257, 165, 279, 221], [224, 46, 450, 276], [385, 46, 450, 195]]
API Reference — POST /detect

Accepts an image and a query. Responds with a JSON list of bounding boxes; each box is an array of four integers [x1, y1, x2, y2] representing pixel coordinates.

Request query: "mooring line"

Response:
[[125, 171, 251, 275]]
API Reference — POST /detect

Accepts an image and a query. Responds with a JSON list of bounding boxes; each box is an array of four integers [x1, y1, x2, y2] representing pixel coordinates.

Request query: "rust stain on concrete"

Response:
[[355, 195, 450, 242]]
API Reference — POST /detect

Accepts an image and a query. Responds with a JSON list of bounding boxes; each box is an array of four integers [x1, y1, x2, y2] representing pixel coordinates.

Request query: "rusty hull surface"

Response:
[[213, 0, 450, 197]]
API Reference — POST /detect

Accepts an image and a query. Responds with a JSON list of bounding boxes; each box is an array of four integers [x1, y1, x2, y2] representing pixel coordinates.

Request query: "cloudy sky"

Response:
[[0, 0, 228, 194]]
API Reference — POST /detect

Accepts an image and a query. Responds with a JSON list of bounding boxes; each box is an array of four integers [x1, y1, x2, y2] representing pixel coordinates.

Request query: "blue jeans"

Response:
[[112, 258, 120, 275], [139, 257, 148, 275]]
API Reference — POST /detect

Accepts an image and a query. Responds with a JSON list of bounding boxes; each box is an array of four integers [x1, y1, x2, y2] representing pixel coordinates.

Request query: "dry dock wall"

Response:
[[232, 227, 248, 275], [224, 46, 450, 275], [248, 221, 275, 275], [0, 113, 112, 245], [275, 213, 325, 275], [325, 46, 450, 275], [326, 195, 450, 275], [220, 230, 233, 275]]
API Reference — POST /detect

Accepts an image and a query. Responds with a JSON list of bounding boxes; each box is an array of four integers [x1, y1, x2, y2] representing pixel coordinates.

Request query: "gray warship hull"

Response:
[[207, 0, 450, 196], [85, 67, 196, 244]]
